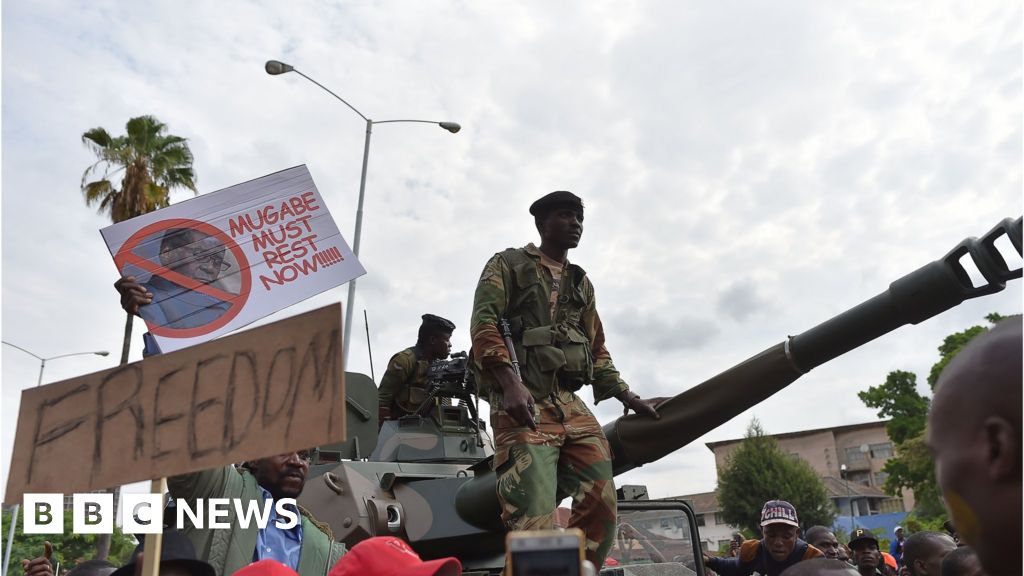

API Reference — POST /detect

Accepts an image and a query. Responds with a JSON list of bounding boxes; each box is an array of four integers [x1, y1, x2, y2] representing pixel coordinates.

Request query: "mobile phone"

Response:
[[506, 528, 585, 576]]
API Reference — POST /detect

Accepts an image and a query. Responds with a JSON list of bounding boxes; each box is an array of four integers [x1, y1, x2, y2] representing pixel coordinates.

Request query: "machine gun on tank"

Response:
[[409, 351, 485, 447]]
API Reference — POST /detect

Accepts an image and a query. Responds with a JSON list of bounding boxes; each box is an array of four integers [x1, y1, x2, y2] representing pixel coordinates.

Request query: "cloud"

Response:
[[716, 280, 770, 322], [2, 0, 1020, 500], [611, 308, 720, 352]]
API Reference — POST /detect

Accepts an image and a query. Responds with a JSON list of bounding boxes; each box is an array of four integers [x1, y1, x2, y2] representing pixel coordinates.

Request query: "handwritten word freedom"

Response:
[[5, 305, 345, 501]]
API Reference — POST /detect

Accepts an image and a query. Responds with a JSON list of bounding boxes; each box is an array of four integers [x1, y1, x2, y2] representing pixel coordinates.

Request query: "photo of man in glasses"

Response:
[[137, 227, 235, 329]]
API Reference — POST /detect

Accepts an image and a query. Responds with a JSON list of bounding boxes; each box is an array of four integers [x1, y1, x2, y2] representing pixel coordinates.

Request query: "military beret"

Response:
[[529, 191, 584, 216], [421, 314, 456, 332]]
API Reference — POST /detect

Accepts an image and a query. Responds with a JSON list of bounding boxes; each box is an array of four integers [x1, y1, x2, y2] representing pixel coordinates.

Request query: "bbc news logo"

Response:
[[23, 494, 299, 534]]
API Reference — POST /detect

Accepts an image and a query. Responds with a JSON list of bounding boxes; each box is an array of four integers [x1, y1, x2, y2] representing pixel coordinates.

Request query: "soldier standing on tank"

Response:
[[377, 314, 456, 424], [469, 190, 662, 568]]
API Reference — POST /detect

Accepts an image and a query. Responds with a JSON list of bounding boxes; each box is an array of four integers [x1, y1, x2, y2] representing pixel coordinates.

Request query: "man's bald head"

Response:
[[932, 318, 1022, 432], [940, 546, 986, 576], [903, 531, 956, 576], [780, 558, 859, 576], [927, 317, 1022, 576]]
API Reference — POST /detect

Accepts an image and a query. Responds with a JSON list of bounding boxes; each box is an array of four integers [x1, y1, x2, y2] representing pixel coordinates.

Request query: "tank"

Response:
[[299, 216, 1022, 573]]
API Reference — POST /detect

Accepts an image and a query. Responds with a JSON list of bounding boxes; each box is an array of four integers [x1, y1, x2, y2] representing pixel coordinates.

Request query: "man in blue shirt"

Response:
[[890, 526, 905, 568], [169, 450, 344, 576]]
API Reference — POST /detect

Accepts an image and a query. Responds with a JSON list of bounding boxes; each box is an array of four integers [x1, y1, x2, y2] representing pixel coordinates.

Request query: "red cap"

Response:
[[233, 560, 299, 576], [329, 537, 461, 576], [881, 552, 897, 569]]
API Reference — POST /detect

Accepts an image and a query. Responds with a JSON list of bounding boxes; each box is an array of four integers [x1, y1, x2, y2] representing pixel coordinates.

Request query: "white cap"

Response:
[[894, 526, 903, 533]]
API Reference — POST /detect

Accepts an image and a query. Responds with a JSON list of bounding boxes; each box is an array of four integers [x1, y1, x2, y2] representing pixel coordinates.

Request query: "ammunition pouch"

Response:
[[520, 324, 593, 397], [553, 323, 593, 391]]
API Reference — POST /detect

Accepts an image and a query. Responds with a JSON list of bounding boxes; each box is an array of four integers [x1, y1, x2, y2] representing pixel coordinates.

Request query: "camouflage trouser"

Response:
[[490, 391, 617, 567]]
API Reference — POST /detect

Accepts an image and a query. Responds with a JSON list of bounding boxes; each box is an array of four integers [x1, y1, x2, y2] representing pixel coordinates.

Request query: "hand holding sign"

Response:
[[116, 275, 154, 315], [115, 219, 250, 337]]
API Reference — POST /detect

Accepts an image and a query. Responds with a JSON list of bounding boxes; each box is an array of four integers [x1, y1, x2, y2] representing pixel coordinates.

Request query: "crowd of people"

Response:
[[19, 532, 460, 576], [699, 318, 1021, 576], [696, 500, 989, 576], [14, 499, 997, 576], [12, 192, 1019, 576]]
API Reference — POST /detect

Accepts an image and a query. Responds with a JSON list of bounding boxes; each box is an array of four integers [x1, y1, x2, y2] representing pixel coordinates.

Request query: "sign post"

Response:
[[139, 478, 167, 576]]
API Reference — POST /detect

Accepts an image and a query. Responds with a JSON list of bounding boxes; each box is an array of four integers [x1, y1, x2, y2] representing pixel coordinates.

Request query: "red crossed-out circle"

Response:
[[114, 218, 252, 338]]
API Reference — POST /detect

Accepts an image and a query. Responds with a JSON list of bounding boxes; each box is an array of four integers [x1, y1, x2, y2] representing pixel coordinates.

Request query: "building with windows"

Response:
[[676, 491, 736, 553], [705, 420, 912, 513], [670, 420, 911, 546]]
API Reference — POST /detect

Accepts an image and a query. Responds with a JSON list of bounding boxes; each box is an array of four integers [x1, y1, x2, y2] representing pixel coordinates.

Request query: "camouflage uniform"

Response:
[[377, 346, 431, 421], [470, 243, 630, 567]]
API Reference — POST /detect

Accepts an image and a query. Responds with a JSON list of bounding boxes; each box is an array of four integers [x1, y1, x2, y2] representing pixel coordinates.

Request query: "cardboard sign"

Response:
[[100, 165, 365, 353], [4, 304, 346, 503]]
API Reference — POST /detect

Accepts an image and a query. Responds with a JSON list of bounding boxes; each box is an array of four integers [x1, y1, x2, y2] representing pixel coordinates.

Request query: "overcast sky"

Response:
[[2, 1, 1021, 504]]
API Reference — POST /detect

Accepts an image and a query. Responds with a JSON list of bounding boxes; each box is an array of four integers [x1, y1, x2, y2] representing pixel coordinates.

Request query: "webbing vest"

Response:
[[389, 347, 431, 416], [492, 248, 594, 401]]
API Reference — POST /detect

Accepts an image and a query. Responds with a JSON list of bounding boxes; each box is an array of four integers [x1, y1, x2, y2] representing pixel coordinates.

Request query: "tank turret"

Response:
[[303, 352, 500, 562]]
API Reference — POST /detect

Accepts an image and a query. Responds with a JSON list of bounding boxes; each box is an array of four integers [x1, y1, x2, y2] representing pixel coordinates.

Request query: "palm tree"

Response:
[[81, 115, 198, 366], [80, 116, 197, 561]]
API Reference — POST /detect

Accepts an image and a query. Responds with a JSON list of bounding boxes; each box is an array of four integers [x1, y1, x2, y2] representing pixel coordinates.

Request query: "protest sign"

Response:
[[101, 165, 364, 352], [4, 304, 345, 503]]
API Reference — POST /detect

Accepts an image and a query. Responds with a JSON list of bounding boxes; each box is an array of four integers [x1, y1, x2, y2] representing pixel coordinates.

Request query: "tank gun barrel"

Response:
[[455, 217, 1021, 531], [604, 216, 1022, 475]]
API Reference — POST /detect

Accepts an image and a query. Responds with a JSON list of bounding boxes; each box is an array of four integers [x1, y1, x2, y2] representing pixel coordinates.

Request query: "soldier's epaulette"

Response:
[[738, 539, 761, 562], [299, 504, 335, 540]]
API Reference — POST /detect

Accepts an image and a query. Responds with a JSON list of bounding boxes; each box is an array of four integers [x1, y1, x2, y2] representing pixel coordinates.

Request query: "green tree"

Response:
[[857, 370, 929, 444], [2, 510, 135, 576], [717, 420, 835, 535], [80, 115, 196, 559], [80, 115, 198, 366], [857, 314, 1009, 519], [926, 312, 1005, 389]]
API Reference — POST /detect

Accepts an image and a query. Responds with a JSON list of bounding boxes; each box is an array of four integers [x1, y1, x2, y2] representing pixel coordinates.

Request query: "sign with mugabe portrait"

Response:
[[4, 304, 346, 503], [100, 165, 365, 353]]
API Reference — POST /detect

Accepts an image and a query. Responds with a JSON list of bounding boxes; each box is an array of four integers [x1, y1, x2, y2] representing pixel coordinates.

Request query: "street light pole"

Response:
[[1, 342, 110, 576], [841, 463, 853, 533], [265, 60, 460, 366], [2, 341, 109, 388], [344, 117, 373, 368]]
